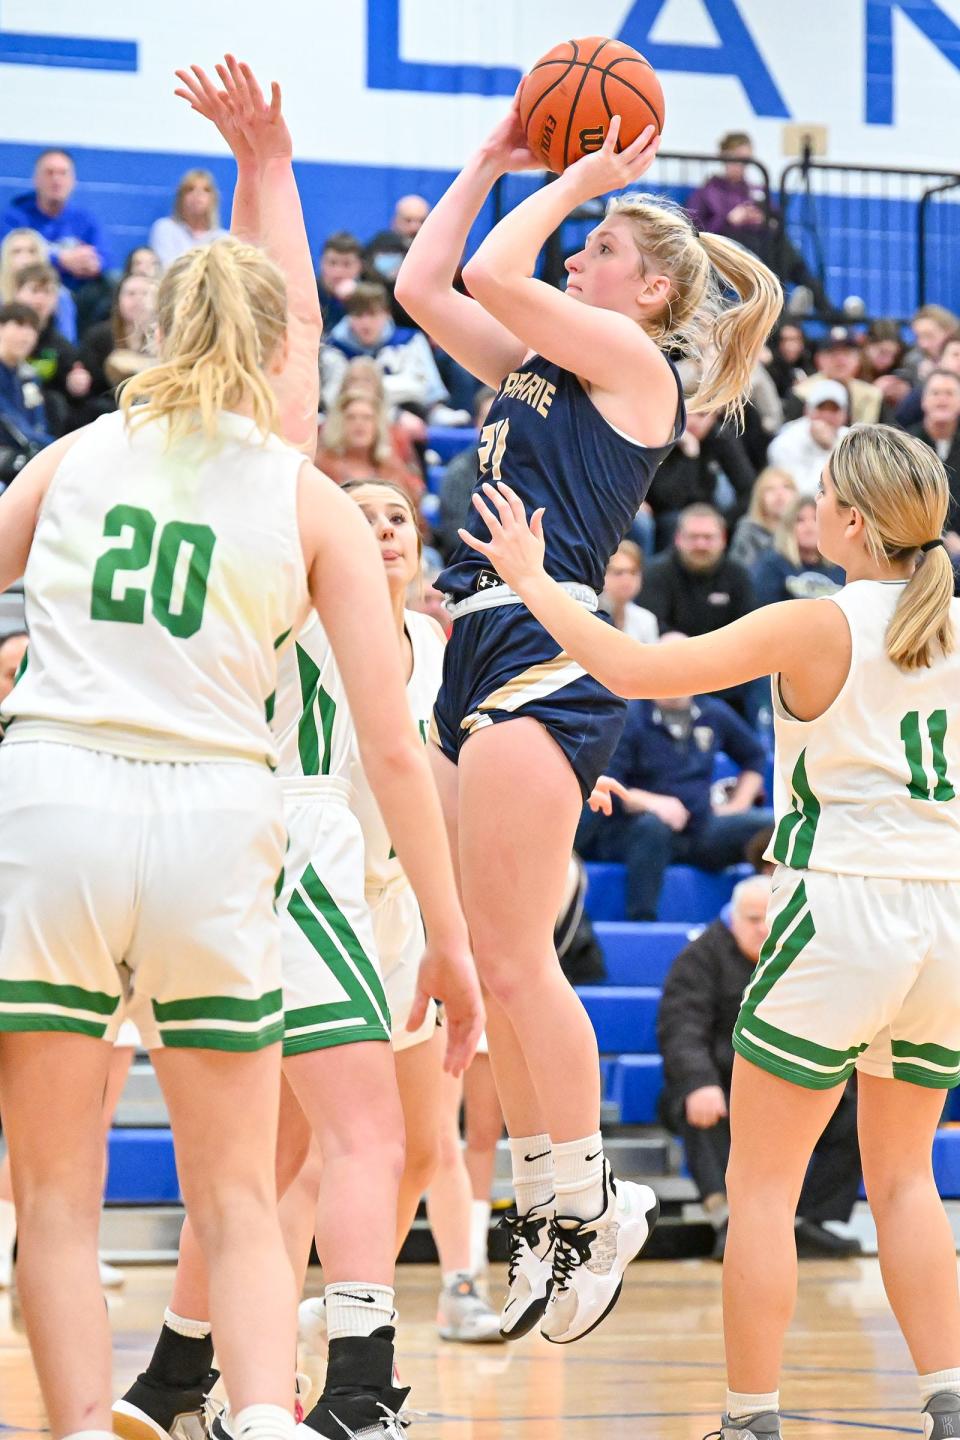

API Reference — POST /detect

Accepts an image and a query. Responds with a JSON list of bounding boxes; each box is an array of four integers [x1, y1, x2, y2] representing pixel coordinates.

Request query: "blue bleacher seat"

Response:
[[606, 1055, 664, 1124], [934, 1127, 960, 1197], [106, 1128, 180, 1204], [577, 985, 660, 1052], [595, 921, 700, 986], [425, 425, 477, 464], [584, 861, 751, 924], [583, 862, 626, 920], [426, 464, 446, 496]]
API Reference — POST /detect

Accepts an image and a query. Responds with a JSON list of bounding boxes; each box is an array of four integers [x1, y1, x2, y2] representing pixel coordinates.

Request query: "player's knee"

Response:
[[15, 1177, 101, 1237], [403, 1126, 440, 1194], [474, 945, 543, 1008], [466, 1112, 503, 1154]]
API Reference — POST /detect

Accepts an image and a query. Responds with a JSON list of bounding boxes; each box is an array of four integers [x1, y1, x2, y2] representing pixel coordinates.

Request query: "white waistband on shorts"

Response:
[[280, 775, 352, 805], [444, 580, 598, 621]]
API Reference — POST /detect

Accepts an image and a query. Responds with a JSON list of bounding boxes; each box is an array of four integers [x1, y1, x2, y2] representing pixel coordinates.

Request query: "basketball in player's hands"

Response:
[[519, 36, 664, 175]]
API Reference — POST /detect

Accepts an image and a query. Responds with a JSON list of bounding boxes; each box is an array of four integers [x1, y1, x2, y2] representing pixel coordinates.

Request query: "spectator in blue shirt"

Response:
[[0, 303, 52, 487], [0, 149, 113, 333], [575, 640, 774, 920]]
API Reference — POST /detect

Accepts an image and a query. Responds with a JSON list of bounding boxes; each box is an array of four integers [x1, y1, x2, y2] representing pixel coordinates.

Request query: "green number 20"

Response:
[[91, 504, 216, 640]]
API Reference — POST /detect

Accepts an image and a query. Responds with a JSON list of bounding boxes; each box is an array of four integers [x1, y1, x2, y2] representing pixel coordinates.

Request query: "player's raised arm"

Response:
[[175, 57, 321, 454], [393, 95, 539, 388], [459, 479, 845, 699]]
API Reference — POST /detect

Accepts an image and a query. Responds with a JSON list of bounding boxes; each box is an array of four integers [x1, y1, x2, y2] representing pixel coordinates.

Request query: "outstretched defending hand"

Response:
[[458, 480, 548, 595], [561, 115, 660, 201], [174, 54, 291, 168], [408, 938, 485, 1078]]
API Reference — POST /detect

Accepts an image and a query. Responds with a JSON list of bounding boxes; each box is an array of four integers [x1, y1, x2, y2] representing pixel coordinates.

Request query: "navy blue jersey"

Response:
[[437, 353, 684, 599]]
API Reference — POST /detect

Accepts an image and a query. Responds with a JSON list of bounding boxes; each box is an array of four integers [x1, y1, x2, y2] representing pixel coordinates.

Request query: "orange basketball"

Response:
[[519, 36, 665, 175]]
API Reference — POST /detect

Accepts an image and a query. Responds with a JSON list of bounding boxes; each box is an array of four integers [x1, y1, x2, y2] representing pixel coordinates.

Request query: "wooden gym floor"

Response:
[[0, 1261, 925, 1438]]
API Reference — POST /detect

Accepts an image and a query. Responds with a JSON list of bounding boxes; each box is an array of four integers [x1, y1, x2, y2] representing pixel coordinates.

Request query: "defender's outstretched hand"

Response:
[[174, 55, 291, 167], [458, 480, 548, 594]]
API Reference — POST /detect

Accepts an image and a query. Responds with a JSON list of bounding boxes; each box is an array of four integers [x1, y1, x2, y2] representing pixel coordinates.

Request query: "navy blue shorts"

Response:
[[430, 604, 627, 801]]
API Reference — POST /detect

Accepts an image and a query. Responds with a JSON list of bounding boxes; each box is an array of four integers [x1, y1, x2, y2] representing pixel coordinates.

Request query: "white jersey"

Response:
[[768, 580, 960, 879], [352, 609, 445, 895], [2, 410, 309, 766], [272, 613, 355, 791]]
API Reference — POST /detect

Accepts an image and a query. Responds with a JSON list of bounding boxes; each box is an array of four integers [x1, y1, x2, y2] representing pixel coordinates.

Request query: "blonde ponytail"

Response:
[[607, 194, 782, 428], [829, 425, 955, 670], [120, 236, 287, 447]]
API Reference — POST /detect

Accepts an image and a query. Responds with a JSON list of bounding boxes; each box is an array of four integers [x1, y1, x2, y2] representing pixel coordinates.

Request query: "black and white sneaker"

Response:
[[300, 1325, 410, 1439], [924, 1391, 960, 1438], [498, 1202, 554, 1339], [540, 1162, 659, 1344], [112, 1369, 217, 1440], [703, 1414, 782, 1439]]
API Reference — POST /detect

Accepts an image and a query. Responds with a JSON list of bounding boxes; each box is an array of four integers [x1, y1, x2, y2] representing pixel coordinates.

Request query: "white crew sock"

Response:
[[508, 1134, 554, 1216], [470, 1198, 492, 1273], [0, 1198, 15, 1286], [552, 1132, 605, 1221], [920, 1369, 960, 1406], [163, 1306, 212, 1339], [233, 1404, 296, 1440], [324, 1282, 395, 1340], [726, 1390, 780, 1421]]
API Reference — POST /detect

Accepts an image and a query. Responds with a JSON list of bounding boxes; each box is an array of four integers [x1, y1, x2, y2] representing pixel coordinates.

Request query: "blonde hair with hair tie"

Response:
[[120, 237, 287, 447], [829, 424, 955, 670], [606, 193, 783, 427]]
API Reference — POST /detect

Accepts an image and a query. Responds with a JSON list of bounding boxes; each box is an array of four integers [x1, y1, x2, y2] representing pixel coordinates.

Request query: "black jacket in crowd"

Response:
[[641, 549, 756, 637], [907, 422, 960, 532], [656, 919, 753, 1113]]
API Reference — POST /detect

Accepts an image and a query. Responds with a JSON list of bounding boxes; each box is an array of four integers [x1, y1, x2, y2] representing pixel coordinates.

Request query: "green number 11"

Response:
[[900, 709, 956, 802]]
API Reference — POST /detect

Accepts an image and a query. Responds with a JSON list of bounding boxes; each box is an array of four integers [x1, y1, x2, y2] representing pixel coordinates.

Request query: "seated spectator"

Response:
[[729, 466, 798, 569], [0, 630, 28, 708], [336, 355, 425, 470], [0, 149, 113, 332], [575, 650, 774, 921], [903, 303, 959, 382], [149, 169, 227, 270], [907, 369, 960, 548], [598, 541, 658, 644], [316, 386, 422, 497], [642, 503, 756, 637], [751, 496, 844, 605], [647, 410, 756, 542], [123, 246, 161, 281], [365, 194, 430, 285], [895, 328, 960, 429], [316, 231, 364, 332], [859, 317, 905, 382], [12, 262, 92, 434], [322, 281, 454, 422], [768, 378, 849, 496], [763, 321, 813, 398], [436, 386, 495, 559], [656, 875, 863, 1260], [0, 303, 52, 486], [1, 228, 77, 341], [80, 274, 158, 412], [790, 327, 882, 425], [686, 132, 837, 315]]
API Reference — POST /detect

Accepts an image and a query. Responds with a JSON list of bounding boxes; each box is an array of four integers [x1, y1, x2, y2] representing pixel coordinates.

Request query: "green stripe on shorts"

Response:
[[160, 1021, 285, 1052], [891, 1039, 960, 1089], [0, 978, 119, 1015], [297, 865, 391, 1033], [152, 990, 284, 1023], [0, 978, 119, 1038]]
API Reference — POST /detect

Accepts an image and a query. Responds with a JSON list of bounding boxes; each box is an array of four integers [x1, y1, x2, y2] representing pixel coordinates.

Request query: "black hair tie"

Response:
[[920, 538, 945, 553]]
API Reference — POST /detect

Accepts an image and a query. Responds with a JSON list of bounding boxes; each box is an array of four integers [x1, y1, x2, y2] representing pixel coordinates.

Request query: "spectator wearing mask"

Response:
[[598, 541, 659, 644], [316, 386, 422, 497], [751, 495, 844, 605], [768, 378, 850, 496], [657, 875, 863, 1260], [908, 368, 960, 549], [686, 133, 836, 315], [322, 281, 459, 422], [0, 631, 28, 709], [0, 303, 52, 486], [642, 503, 756, 638], [12, 262, 91, 432], [80, 273, 158, 412], [0, 149, 112, 331], [365, 194, 430, 286], [0, 228, 77, 341], [316, 231, 364, 332], [903, 303, 959, 382], [575, 644, 774, 921], [729, 466, 798, 569], [436, 386, 496, 559], [646, 410, 756, 542], [790, 327, 882, 425], [149, 169, 227, 271]]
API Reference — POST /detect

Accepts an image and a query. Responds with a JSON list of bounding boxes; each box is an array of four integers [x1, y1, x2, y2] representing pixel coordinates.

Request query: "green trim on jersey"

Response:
[[772, 751, 821, 868], [0, 977, 120, 1039], [283, 862, 391, 1055], [295, 645, 337, 777]]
